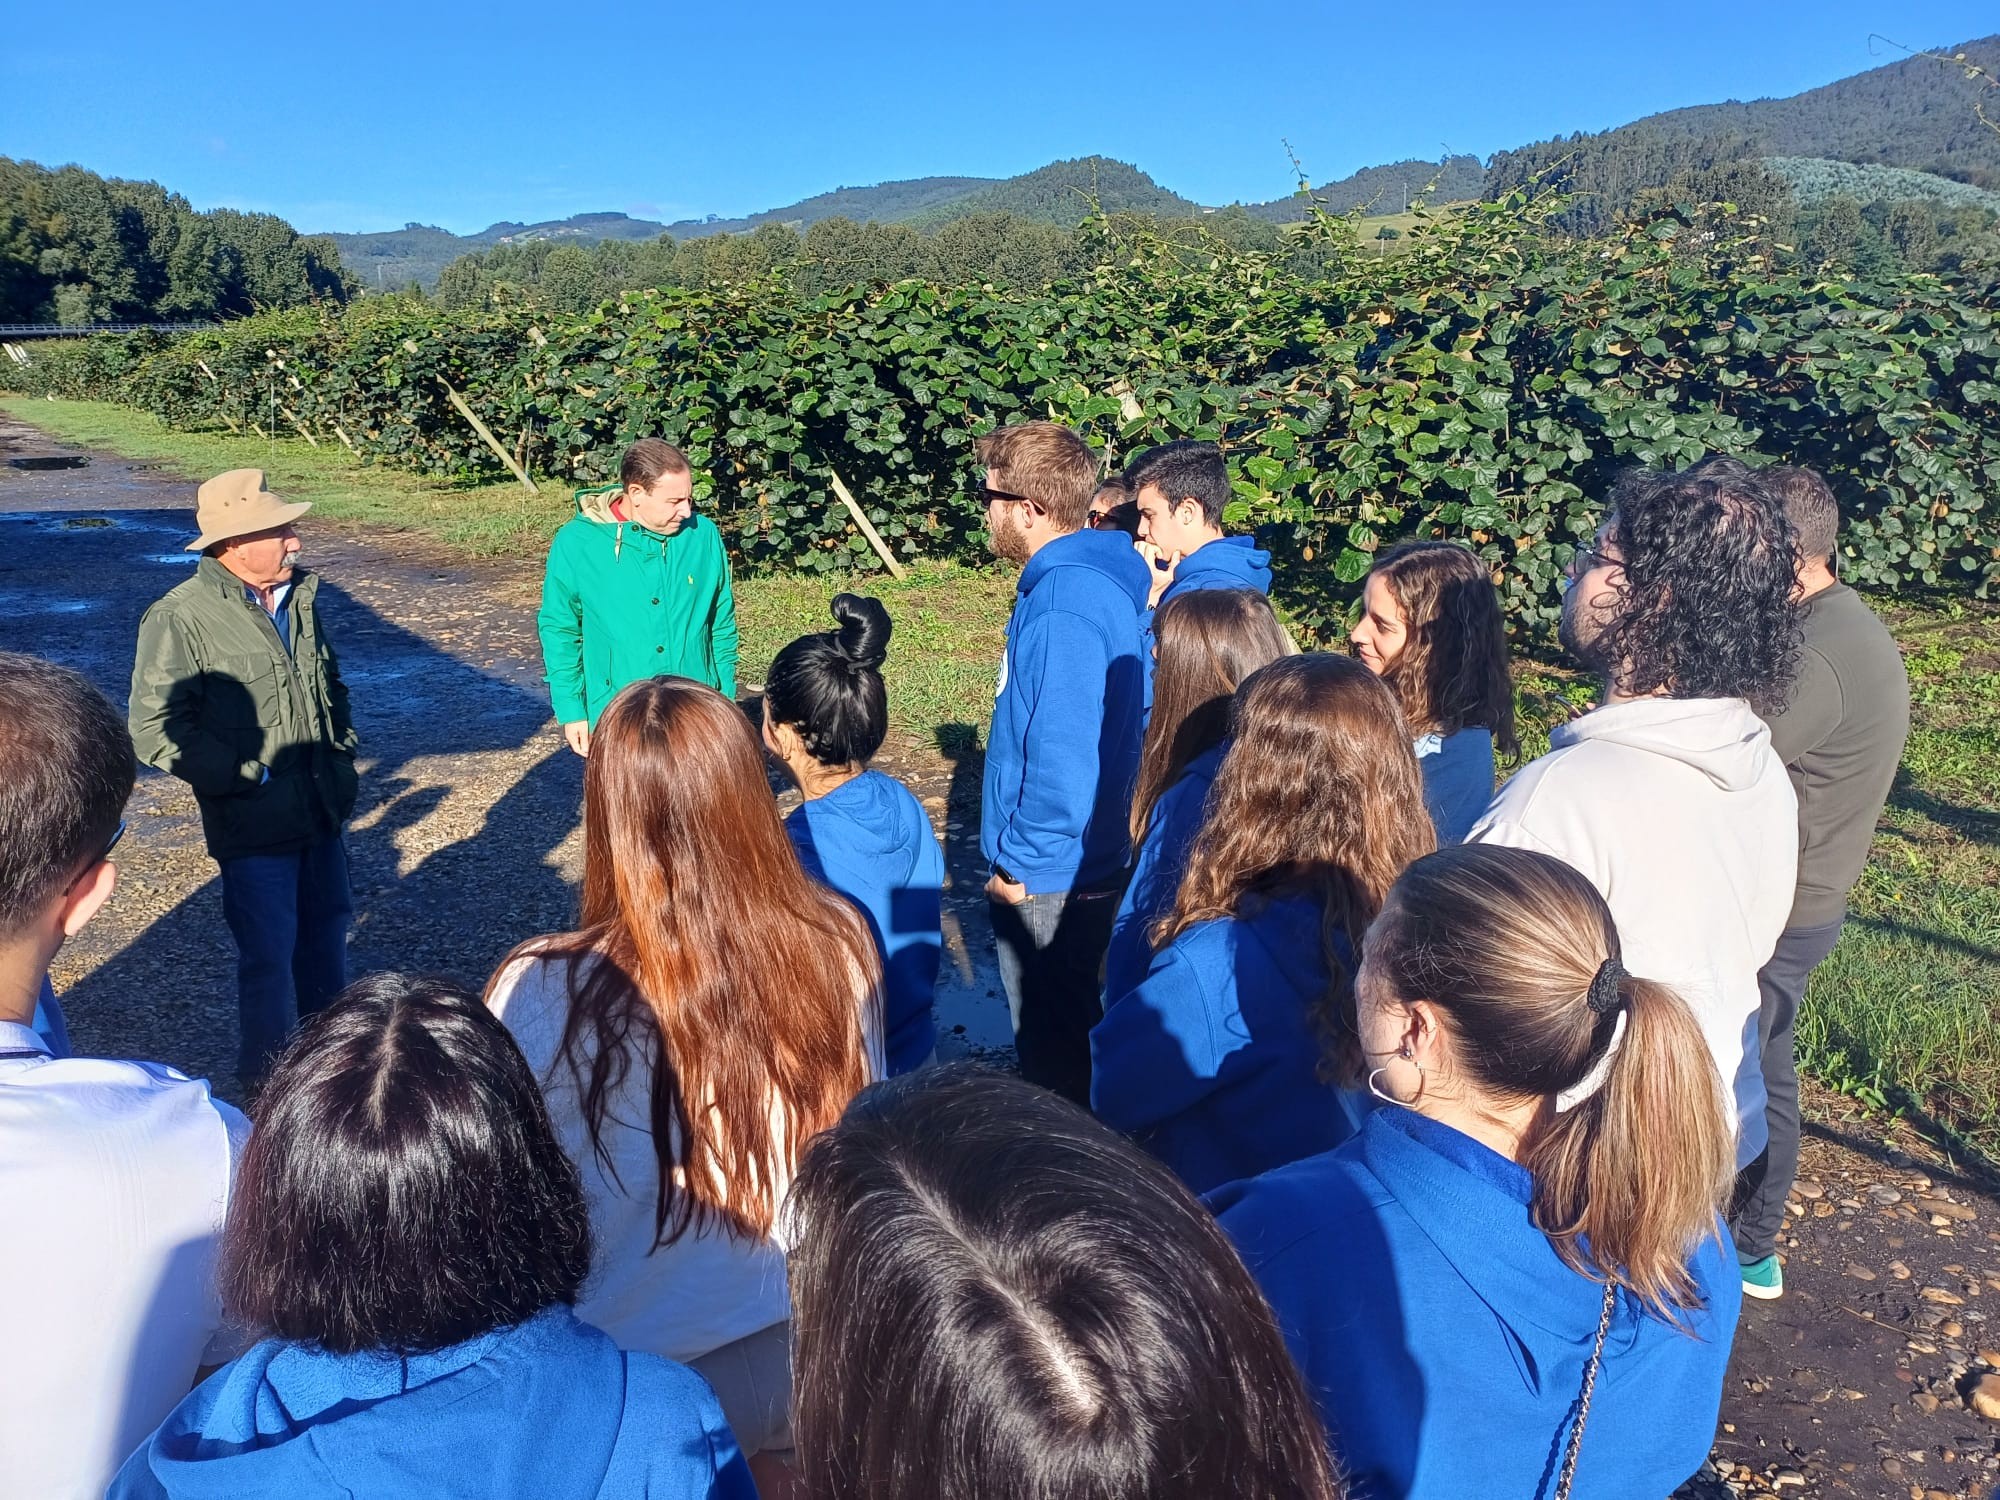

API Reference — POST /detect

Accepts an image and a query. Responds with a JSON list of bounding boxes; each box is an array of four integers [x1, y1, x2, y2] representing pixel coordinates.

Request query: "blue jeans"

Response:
[[219, 834, 353, 1084], [989, 882, 1120, 1108]]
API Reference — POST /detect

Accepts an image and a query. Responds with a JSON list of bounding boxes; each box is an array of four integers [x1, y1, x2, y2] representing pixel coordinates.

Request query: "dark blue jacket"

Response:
[[1212, 1107, 1740, 1500], [110, 1306, 756, 1500], [1103, 743, 1225, 1004], [787, 769, 945, 1075], [1090, 891, 1361, 1194], [981, 528, 1151, 893]]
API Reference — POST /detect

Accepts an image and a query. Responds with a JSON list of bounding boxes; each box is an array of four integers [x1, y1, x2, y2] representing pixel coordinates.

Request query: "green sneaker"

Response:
[[1741, 1254, 1784, 1300]]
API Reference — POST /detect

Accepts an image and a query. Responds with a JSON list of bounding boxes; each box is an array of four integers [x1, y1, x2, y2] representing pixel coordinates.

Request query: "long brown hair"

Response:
[[1369, 541, 1519, 759], [489, 677, 879, 1247], [1129, 588, 1291, 846], [1361, 844, 1734, 1319], [1162, 654, 1435, 1074]]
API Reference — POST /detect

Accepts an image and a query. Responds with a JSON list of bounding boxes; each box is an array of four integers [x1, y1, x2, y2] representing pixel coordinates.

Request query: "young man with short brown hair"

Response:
[[977, 421, 1151, 1104]]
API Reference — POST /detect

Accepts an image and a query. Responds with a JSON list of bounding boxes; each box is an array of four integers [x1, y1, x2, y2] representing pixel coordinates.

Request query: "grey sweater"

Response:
[[1762, 584, 1910, 928]]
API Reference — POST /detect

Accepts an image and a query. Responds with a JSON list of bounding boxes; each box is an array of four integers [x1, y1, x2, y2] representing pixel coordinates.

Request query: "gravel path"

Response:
[[0, 414, 1011, 1102], [7, 414, 2000, 1498]]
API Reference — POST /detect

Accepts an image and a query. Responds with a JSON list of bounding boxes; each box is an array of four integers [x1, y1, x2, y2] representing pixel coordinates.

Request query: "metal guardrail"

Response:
[[0, 323, 217, 338]]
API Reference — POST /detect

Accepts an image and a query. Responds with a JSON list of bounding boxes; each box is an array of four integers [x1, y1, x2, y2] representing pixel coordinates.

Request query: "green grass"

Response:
[[2, 396, 576, 558], [1794, 607, 2000, 1162], [4, 396, 1015, 748], [13, 397, 1999, 1159], [736, 564, 1013, 753]]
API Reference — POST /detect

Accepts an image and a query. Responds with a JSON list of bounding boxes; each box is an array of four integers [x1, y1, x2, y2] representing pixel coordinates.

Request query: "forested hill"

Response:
[[1486, 35, 2000, 230]]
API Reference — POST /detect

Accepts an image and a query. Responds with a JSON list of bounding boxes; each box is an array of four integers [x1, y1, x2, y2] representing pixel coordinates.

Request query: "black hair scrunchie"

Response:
[[1587, 958, 1628, 1015]]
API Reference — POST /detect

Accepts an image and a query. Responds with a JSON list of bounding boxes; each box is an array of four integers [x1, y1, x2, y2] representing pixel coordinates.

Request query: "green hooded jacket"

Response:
[[536, 487, 740, 726], [129, 557, 359, 861]]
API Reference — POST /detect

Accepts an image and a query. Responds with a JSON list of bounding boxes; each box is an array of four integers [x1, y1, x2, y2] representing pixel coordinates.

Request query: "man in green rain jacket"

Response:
[[130, 468, 358, 1087], [536, 438, 739, 754]]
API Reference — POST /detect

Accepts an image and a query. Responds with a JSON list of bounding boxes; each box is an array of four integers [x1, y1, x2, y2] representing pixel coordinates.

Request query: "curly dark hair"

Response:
[[1573, 456, 1802, 713]]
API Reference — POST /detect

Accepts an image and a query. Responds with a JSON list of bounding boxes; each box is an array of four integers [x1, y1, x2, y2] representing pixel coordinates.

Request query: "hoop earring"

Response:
[[1367, 1049, 1422, 1106]]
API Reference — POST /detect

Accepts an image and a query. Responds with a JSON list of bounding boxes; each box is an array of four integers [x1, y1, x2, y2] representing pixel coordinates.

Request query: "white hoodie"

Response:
[[1469, 697, 1798, 1167]]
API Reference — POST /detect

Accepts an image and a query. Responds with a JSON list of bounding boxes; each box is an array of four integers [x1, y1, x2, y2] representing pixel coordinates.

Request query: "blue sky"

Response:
[[4, 2, 1994, 234]]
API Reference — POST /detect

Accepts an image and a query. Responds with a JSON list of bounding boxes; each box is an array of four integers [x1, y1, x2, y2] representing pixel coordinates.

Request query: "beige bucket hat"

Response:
[[185, 469, 313, 552]]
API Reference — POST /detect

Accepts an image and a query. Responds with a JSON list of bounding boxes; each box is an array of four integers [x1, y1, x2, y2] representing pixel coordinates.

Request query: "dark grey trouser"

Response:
[[1731, 916, 1847, 1263], [990, 883, 1121, 1108]]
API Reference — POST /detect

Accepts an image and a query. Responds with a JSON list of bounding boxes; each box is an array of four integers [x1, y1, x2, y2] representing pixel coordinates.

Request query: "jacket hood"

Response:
[[1361, 1109, 1624, 1359], [573, 484, 622, 524], [1019, 526, 1153, 611], [1175, 534, 1272, 592], [1246, 891, 1345, 998], [1550, 696, 1776, 793], [123, 1310, 628, 1499]]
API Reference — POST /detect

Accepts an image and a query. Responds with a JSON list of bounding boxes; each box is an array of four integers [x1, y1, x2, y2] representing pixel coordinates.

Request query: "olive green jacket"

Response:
[[129, 558, 359, 860]]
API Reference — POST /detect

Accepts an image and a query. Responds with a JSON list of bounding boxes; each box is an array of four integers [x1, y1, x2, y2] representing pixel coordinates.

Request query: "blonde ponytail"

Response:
[[1526, 974, 1735, 1321], [1361, 844, 1734, 1325]]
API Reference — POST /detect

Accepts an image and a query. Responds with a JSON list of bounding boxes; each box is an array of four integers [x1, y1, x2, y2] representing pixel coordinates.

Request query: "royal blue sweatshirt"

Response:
[[1090, 891, 1362, 1194], [111, 1305, 756, 1500], [1141, 536, 1274, 711], [1212, 1107, 1740, 1500], [1103, 742, 1225, 1004], [981, 528, 1152, 893], [787, 769, 945, 1075]]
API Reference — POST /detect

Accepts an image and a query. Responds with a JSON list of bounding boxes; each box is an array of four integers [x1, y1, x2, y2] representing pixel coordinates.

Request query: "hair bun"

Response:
[[830, 593, 891, 669]]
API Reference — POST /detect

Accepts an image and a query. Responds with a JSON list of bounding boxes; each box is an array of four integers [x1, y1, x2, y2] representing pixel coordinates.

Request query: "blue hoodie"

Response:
[[110, 1306, 756, 1500], [1140, 535, 1273, 711], [1211, 1107, 1740, 1500], [1163, 533, 1273, 602], [982, 527, 1152, 893], [1090, 891, 1363, 1194], [1416, 727, 1496, 844], [1102, 742, 1225, 1004], [787, 768, 945, 1074]]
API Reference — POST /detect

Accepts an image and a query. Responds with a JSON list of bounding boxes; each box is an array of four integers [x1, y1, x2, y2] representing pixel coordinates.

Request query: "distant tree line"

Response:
[[1483, 132, 1999, 271], [0, 158, 355, 324], [434, 208, 1303, 312]]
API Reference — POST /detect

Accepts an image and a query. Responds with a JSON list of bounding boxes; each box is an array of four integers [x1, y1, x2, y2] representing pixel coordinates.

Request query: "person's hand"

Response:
[[563, 721, 590, 758], [1137, 541, 1180, 608], [985, 871, 1028, 906]]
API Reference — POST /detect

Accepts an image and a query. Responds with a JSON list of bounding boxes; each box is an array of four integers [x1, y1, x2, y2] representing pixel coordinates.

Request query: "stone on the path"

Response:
[[1978, 1347, 2000, 1367], [1891, 1260, 1913, 1279], [1921, 1286, 1966, 1306], [1918, 1197, 1977, 1222], [1846, 1262, 1877, 1281], [1968, 1372, 2000, 1420], [1913, 1391, 1940, 1412], [1795, 1178, 1825, 1200]]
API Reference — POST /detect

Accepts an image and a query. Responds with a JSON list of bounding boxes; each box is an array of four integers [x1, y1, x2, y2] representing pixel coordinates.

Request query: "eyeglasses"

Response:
[[68, 819, 126, 891], [1566, 544, 1621, 580]]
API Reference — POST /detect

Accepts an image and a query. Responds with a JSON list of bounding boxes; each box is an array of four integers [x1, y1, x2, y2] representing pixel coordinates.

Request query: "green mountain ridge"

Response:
[[323, 32, 2000, 289]]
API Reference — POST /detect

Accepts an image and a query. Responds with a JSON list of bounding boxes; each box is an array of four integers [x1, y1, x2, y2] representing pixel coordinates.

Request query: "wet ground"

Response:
[[0, 414, 1011, 1099], [6, 415, 2000, 1498]]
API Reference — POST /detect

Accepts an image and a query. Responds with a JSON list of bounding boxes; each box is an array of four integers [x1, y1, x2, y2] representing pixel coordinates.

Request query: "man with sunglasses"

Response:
[[977, 422, 1152, 1106], [0, 653, 248, 1500]]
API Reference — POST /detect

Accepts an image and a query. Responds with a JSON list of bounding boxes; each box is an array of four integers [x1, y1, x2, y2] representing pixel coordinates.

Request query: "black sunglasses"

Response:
[[976, 483, 1039, 511], [68, 819, 126, 891]]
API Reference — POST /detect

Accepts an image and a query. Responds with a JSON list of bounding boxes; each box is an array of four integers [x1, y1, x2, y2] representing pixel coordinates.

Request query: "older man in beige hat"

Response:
[[129, 469, 359, 1087]]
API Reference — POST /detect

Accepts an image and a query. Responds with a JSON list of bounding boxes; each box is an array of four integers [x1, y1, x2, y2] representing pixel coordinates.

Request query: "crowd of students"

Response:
[[0, 426, 1912, 1500]]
